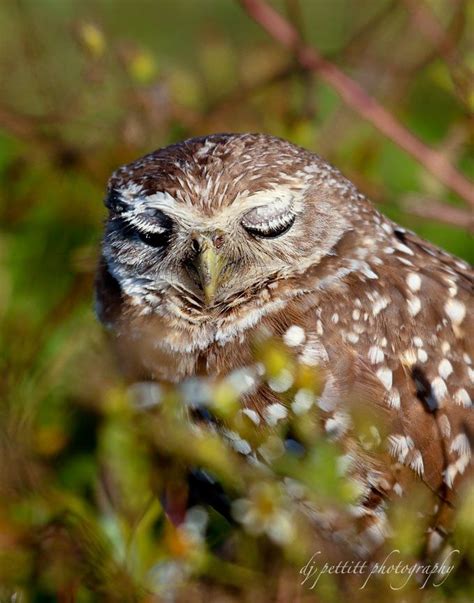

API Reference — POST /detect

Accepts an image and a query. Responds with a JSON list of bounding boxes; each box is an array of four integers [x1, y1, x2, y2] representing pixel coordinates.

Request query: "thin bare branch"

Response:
[[204, 63, 299, 117], [401, 195, 474, 232], [402, 0, 461, 61], [238, 0, 474, 207], [402, 0, 473, 116]]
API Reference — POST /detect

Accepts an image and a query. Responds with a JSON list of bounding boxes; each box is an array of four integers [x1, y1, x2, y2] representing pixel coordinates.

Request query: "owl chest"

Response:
[[119, 311, 274, 382], [126, 302, 326, 385]]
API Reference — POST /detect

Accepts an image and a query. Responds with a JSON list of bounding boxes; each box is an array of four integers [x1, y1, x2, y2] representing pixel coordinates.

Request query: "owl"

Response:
[[96, 133, 473, 557]]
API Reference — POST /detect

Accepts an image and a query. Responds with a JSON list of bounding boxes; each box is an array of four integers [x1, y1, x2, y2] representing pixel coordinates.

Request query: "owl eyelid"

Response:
[[118, 213, 173, 249], [241, 204, 296, 238], [126, 217, 168, 234], [121, 211, 173, 235]]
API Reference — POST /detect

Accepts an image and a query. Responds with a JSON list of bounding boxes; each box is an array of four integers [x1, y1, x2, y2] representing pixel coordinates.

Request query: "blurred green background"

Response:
[[0, 1, 473, 601]]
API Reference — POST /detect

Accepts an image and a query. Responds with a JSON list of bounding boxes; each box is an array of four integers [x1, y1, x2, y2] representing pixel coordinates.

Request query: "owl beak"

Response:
[[191, 231, 225, 305]]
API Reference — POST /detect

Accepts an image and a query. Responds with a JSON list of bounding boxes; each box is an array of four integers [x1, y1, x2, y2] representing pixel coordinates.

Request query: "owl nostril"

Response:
[[213, 234, 224, 249], [191, 238, 201, 254], [191, 231, 225, 252]]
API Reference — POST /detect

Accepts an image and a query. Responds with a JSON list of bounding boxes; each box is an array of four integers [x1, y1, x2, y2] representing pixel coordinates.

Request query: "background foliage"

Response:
[[0, 1, 473, 601]]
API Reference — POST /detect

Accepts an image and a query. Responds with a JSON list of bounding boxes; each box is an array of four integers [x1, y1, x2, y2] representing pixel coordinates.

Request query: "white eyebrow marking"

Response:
[[142, 190, 179, 210], [117, 186, 203, 226], [117, 184, 178, 211], [118, 182, 145, 200]]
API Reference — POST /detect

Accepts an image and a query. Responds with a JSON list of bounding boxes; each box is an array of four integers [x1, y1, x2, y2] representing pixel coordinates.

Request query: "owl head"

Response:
[[99, 133, 356, 324]]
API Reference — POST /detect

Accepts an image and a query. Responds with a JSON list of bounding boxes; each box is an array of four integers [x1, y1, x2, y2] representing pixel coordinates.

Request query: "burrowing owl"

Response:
[[96, 133, 473, 555]]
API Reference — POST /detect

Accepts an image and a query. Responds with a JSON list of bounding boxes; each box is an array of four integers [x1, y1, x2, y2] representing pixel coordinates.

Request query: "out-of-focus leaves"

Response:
[[123, 47, 158, 84], [77, 22, 106, 57]]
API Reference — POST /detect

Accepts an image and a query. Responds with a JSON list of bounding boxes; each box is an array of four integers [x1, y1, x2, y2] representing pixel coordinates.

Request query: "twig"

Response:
[[401, 195, 474, 232], [0, 102, 97, 178], [336, 0, 398, 61], [402, 0, 473, 114], [402, 0, 461, 62], [283, 0, 316, 120], [0, 102, 73, 154], [204, 63, 300, 117], [0, 103, 46, 141], [238, 0, 474, 207]]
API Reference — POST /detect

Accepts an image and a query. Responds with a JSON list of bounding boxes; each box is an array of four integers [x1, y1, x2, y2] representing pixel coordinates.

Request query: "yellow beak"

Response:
[[192, 232, 225, 305]]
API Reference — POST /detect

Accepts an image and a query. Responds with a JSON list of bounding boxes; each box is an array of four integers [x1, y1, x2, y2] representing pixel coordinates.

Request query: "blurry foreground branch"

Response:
[[239, 0, 474, 208]]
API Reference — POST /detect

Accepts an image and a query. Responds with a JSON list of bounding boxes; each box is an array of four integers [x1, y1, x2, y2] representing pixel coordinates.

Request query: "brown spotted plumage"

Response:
[[96, 133, 473, 556]]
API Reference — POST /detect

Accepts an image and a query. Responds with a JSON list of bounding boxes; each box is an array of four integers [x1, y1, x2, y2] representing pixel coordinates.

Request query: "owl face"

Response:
[[101, 134, 352, 322]]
